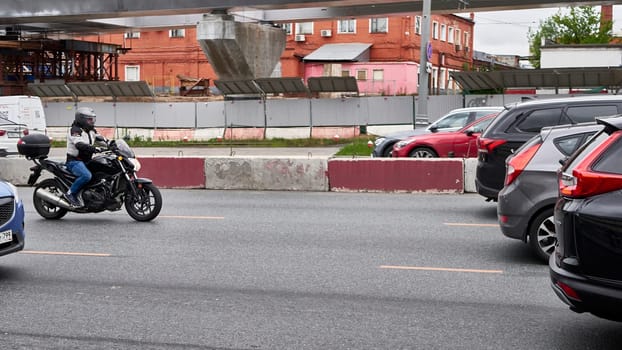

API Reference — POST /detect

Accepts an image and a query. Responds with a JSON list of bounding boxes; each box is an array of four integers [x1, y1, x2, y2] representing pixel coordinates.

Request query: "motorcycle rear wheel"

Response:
[[33, 178, 68, 220], [125, 183, 162, 222]]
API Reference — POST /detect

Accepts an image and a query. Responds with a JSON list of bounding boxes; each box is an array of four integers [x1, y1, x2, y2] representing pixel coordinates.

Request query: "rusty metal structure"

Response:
[[0, 33, 121, 95]]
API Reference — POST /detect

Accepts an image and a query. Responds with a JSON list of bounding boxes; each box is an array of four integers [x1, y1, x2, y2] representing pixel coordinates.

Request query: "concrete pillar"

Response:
[[197, 13, 286, 80]]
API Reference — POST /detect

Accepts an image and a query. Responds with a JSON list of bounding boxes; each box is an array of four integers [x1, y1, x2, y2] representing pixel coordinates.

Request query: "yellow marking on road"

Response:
[[20, 250, 111, 257], [380, 265, 503, 274], [160, 215, 225, 220], [444, 223, 499, 227]]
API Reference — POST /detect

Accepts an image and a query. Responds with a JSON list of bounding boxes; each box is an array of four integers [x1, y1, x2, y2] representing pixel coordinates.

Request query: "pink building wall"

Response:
[[304, 62, 420, 95]]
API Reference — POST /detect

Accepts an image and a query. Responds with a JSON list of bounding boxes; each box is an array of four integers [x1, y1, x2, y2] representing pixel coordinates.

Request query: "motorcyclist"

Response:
[[63, 107, 103, 207]]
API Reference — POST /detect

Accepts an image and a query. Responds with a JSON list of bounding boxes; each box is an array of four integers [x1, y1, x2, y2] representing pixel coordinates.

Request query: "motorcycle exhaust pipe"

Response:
[[35, 188, 73, 210]]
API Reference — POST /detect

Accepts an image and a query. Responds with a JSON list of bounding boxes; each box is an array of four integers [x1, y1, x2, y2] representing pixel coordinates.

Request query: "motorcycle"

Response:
[[18, 134, 162, 221]]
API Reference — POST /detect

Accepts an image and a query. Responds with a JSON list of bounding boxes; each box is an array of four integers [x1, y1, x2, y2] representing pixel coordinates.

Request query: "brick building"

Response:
[[79, 13, 474, 95]]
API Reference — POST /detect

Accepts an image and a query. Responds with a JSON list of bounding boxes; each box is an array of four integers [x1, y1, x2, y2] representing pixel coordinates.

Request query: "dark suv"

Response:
[[551, 115, 622, 322], [475, 95, 622, 201]]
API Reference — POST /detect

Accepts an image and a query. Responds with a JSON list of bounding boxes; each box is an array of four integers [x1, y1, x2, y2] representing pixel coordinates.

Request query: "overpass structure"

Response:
[[0, 1, 619, 33], [0, 1, 619, 95]]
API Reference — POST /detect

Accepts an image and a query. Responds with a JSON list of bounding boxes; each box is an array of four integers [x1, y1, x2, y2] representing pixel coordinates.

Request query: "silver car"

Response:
[[497, 122, 603, 263]]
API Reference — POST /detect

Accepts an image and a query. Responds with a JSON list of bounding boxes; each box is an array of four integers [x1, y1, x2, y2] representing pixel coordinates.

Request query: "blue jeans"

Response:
[[66, 160, 92, 194]]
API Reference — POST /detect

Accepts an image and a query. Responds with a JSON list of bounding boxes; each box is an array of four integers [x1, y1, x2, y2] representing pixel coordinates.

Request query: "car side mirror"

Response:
[[559, 156, 569, 166], [429, 126, 438, 133]]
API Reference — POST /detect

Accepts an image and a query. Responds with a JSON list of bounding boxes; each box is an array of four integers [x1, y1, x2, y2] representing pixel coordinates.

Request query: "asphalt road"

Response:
[[1, 189, 620, 349]]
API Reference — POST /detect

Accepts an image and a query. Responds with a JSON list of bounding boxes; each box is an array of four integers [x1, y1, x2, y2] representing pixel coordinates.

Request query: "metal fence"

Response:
[[43, 94, 533, 128]]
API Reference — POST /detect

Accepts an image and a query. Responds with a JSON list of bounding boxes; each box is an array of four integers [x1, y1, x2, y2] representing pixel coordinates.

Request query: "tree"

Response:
[[528, 6, 613, 68]]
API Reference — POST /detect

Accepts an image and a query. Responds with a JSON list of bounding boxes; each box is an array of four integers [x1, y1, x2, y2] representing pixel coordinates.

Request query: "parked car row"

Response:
[[372, 96, 622, 322], [372, 106, 504, 158], [476, 96, 622, 322]]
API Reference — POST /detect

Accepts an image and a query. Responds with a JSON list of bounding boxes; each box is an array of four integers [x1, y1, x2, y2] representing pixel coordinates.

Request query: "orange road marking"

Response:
[[20, 250, 111, 257], [444, 223, 499, 227], [160, 215, 225, 220], [380, 265, 503, 274]]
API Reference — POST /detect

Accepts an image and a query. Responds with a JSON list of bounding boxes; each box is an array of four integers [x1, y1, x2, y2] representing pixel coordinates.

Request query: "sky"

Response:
[[468, 5, 622, 56]]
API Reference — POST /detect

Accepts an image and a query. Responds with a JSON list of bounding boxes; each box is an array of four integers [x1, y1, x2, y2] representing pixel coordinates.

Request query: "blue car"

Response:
[[0, 180, 25, 256]]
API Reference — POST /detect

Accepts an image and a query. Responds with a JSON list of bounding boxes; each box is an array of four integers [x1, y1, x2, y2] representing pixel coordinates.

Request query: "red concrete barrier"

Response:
[[327, 158, 463, 192], [137, 157, 205, 188]]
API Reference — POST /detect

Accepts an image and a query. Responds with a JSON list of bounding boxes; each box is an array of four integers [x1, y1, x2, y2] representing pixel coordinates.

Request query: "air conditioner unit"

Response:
[[455, 44, 462, 51], [294, 34, 306, 42], [320, 29, 332, 37]]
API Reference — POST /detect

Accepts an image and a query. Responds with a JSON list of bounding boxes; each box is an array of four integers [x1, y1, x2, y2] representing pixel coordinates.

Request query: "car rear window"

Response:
[[566, 105, 619, 124], [563, 131, 609, 172], [554, 132, 598, 156], [515, 108, 564, 133], [592, 135, 622, 174]]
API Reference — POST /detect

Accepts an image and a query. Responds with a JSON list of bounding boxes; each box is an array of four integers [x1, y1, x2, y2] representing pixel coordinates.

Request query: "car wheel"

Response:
[[528, 208, 556, 263], [408, 147, 438, 158], [382, 143, 394, 157]]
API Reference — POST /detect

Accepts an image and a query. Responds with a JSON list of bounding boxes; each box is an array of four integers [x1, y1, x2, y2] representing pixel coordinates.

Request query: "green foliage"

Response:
[[334, 138, 375, 157], [528, 6, 613, 68]]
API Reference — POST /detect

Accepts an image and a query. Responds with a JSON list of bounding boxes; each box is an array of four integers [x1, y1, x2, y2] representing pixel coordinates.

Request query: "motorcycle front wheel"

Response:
[[125, 183, 162, 222], [33, 178, 68, 220]]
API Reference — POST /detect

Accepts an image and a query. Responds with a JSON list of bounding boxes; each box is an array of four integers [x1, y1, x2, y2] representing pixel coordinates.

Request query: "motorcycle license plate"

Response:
[[0, 230, 12, 244]]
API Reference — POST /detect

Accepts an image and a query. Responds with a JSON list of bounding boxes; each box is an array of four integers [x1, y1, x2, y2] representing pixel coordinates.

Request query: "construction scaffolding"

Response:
[[0, 36, 121, 95]]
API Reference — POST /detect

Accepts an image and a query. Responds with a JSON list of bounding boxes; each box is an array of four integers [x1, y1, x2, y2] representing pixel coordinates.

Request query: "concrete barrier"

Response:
[[138, 157, 206, 189], [204, 157, 329, 191], [1, 156, 480, 193], [327, 158, 464, 193]]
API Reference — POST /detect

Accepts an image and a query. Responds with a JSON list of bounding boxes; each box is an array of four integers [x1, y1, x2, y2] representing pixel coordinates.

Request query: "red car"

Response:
[[392, 113, 497, 158]]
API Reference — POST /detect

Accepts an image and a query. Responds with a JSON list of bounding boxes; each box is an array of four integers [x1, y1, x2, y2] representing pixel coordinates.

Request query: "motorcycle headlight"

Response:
[[130, 158, 141, 172]]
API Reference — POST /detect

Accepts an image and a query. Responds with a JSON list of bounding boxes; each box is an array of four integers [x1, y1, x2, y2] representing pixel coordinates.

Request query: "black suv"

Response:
[[551, 115, 622, 322], [475, 95, 622, 200]]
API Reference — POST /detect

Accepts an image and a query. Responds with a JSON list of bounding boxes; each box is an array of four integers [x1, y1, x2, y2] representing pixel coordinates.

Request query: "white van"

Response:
[[0, 95, 47, 156]]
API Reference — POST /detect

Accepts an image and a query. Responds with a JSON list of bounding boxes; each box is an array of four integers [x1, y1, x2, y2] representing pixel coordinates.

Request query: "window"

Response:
[[593, 137, 622, 174], [169, 29, 185, 38], [516, 108, 563, 133], [124, 31, 140, 39], [448, 27, 454, 44], [341, 70, 350, 77], [338, 19, 356, 33], [281, 23, 292, 35], [464, 32, 470, 48], [432, 22, 439, 39], [566, 105, 619, 123], [434, 112, 470, 129], [372, 69, 384, 81], [415, 16, 422, 35], [455, 29, 461, 46], [440, 24, 447, 41], [370, 18, 388, 33], [440, 68, 447, 89], [296, 22, 313, 35], [125, 66, 140, 81], [356, 69, 367, 80], [554, 132, 598, 156]]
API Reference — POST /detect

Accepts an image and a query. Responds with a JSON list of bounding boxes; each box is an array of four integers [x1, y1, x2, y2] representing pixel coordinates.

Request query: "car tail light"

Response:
[[504, 142, 541, 186], [477, 137, 506, 154], [556, 281, 582, 301], [22, 128, 29, 136], [559, 132, 622, 198], [0, 129, 5, 136]]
